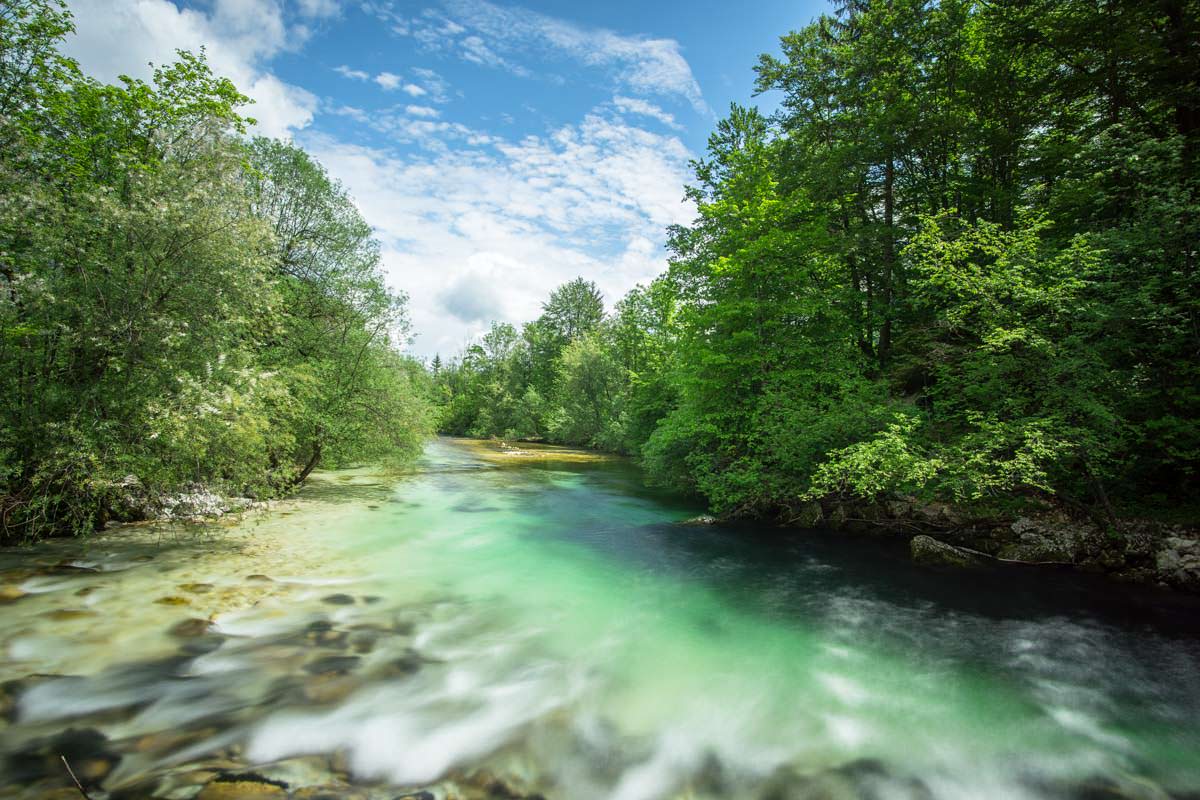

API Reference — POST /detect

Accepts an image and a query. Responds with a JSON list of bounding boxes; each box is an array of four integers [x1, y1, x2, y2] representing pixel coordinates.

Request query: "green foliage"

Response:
[[0, 3, 432, 540], [437, 0, 1199, 524]]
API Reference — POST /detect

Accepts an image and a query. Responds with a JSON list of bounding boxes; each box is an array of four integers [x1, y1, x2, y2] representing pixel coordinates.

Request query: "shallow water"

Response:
[[2, 437, 1199, 799]]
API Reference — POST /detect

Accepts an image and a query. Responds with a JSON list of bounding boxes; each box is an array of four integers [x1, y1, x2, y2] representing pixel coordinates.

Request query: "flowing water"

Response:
[[2, 438, 1199, 799]]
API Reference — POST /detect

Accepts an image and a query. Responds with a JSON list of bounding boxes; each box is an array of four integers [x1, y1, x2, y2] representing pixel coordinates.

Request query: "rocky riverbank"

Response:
[[780, 498, 1200, 594]]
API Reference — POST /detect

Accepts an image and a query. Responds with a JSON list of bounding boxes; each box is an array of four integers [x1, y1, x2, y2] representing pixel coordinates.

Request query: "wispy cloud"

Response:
[[335, 64, 370, 81], [612, 95, 682, 130], [382, 0, 707, 113], [297, 0, 342, 18], [337, 64, 449, 100]]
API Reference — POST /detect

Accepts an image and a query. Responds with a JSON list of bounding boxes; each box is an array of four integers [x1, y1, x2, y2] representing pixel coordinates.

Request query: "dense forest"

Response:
[[0, 0, 433, 541], [435, 0, 1200, 524], [3, 0, 1198, 541]]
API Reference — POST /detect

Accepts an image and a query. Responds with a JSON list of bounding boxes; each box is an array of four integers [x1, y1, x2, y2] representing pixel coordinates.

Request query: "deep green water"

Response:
[[2, 437, 1199, 799]]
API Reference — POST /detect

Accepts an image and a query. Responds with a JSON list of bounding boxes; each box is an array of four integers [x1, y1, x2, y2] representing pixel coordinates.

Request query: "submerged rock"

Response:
[[42, 608, 97, 621], [170, 617, 214, 638], [304, 655, 360, 675], [0, 584, 28, 604], [322, 593, 356, 606], [910, 535, 985, 568], [6, 727, 122, 791], [196, 772, 288, 800], [759, 759, 932, 800], [294, 788, 369, 800]]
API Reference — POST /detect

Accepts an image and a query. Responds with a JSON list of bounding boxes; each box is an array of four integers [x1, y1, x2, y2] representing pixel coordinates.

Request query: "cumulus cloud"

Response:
[[300, 110, 695, 356], [63, 0, 318, 138]]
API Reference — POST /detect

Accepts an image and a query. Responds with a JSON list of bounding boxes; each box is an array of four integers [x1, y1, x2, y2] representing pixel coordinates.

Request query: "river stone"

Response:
[[0, 584, 28, 603], [29, 789, 81, 800], [322, 593, 356, 605], [759, 759, 931, 800], [170, 618, 214, 638], [245, 574, 274, 583], [43, 608, 97, 620], [6, 727, 121, 790], [295, 788, 369, 800], [348, 629, 378, 653], [302, 673, 359, 704], [156, 595, 191, 606], [180, 583, 215, 593], [196, 773, 288, 800], [304, 655, 360, 675], [910, 535, 984, 568]]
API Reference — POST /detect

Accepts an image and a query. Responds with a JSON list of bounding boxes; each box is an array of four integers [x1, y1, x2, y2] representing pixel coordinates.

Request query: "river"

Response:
[[2, 438, 1199, 799]]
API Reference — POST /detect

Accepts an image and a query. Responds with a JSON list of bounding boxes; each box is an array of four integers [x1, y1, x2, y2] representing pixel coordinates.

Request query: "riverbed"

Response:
[[2, 438, 1199, 799]]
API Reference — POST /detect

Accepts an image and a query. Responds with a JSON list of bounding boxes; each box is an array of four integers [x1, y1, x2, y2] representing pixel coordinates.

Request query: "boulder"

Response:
[[1155, 536, 1200, 591], [910, 535, 985, 568]]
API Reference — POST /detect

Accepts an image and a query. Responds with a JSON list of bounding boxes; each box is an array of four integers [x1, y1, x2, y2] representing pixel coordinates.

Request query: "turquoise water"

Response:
[[2, 438, 1199, 799]]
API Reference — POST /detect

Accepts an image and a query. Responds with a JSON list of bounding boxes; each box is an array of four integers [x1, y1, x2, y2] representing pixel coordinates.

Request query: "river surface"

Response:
[[2, 438, 1199, 799]]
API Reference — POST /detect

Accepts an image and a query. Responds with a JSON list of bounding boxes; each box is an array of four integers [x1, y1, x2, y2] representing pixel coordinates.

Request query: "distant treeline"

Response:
[[0, 1, 433, 540], [434, 0, 1199, 522]]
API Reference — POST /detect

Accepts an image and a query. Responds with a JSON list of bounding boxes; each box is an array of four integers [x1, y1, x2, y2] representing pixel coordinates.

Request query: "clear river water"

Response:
[[1, 438, 1199, 800]]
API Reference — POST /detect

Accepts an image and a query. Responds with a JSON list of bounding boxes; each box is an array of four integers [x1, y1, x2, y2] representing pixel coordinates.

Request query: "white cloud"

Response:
[[405, 105, 440, 118], [335, 64, 370, 81], [300, 110, 695, 357], [391, 0, 707, 113], [339, 66, 435, 100], [62, 0, 317, 138], [612, 95, 682, 130], [297, 0, 341, 18], [375, 71, 403, 90], [331, 104, 369, 122]]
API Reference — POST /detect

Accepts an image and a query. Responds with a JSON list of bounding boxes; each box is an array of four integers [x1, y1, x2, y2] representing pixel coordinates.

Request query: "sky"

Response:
[[60, 0, 828, 358]]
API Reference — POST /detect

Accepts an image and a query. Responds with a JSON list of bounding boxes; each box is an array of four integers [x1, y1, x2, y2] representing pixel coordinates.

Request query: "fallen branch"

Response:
[[60, 755, 92, 800]]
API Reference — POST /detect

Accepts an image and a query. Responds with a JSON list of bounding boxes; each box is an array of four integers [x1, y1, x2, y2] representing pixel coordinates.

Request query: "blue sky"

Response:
[[62, 0, 827, 356]]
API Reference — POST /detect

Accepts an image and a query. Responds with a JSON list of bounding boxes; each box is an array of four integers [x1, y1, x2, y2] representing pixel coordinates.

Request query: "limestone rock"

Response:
[[910, 535, 984, 568]]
